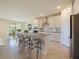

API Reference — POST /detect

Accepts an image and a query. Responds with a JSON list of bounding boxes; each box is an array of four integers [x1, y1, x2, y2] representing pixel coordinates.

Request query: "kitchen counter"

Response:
[[38, 32, 61, 43]]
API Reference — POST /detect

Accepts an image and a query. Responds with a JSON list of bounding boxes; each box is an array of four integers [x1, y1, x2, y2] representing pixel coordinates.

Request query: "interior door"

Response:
[[70, 13, 79, 59]]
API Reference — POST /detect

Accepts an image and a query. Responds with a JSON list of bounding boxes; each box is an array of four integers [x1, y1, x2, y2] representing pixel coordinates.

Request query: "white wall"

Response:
[[74, 0, 79, 14], [61, 4, 72, 47]]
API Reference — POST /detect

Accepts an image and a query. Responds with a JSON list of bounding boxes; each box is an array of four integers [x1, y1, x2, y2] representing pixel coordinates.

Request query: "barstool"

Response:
[[18, 35, 26, 47], [29, 35, 42, 59]]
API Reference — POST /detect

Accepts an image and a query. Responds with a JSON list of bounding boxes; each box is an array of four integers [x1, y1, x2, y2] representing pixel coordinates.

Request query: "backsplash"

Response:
[[49, 28, 61, 33], [39, 27, 61, 33]]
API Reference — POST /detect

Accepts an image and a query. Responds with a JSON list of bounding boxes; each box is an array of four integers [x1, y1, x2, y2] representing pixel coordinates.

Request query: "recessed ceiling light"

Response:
[[32, 17, 34, 19], [57, 6, 60, 9], [40, 13, 44, 16], [69, 8, 71, 11]]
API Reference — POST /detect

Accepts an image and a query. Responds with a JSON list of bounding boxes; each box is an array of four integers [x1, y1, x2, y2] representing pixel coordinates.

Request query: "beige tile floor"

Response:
[[0, 39, 70, 59]]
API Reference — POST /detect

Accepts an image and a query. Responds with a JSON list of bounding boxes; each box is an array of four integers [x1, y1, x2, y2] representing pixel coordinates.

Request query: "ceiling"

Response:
[[0, 0, 72, 22]]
